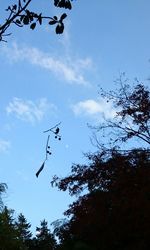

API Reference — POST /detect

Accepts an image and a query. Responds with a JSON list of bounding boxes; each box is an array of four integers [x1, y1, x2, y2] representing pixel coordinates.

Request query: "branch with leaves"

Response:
[[36, 122, 62, 178], [93, 75, 150, 148], [0, 0, 74, 42]]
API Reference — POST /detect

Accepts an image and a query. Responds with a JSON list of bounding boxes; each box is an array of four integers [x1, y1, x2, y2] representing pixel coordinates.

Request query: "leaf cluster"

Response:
[[0, 0, 74, 42]]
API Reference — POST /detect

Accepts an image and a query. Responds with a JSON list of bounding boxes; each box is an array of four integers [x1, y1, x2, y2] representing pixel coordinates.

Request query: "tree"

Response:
[[0, 183, 7, 210], [0, 0, 74, 42], [35, 219, 57, 250], [0, 206, 21, 249], [15, 213, 32, 249], [90, 76, 150, 149], [52, 149, 150, 250], [51, 81, 150, 249]]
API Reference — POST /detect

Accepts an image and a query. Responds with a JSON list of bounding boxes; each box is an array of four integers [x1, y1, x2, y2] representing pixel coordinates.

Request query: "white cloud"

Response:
[[1, 43, 93, 85], [72, 98, 116, 120], [0, 139, 10, 153], [6, 97, 57, 124]]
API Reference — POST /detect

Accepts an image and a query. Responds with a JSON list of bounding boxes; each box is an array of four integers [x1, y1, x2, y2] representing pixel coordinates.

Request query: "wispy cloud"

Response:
[[1, 43, 93, 85], [0, 139, 10, 153], [72, 98, 116, 121], [6, 97, 57, 124]]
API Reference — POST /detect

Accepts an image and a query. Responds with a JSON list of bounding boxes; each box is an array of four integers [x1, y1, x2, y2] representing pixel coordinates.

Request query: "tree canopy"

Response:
[[50, 81, 150, 249], [93, 76, 150, 147]]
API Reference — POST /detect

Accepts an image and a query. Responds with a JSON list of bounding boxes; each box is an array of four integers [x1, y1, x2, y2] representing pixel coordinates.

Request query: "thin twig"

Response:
[[43, 122, 61, 133]]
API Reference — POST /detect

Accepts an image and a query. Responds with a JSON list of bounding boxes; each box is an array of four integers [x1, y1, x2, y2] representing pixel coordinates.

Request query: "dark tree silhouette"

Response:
[[15, 213, 32, 249], [0, 0, 75, 42], [0, 206, 21, 249], [52, 149, 150, 250], [35, 219, 57, 250], [0, 183, 7, 210], [51, 81, 150, 250], [91, 77, 150, 148]]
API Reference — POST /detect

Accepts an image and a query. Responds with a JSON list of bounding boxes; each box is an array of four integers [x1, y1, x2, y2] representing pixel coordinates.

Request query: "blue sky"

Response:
[[0, 0, 150, 233]]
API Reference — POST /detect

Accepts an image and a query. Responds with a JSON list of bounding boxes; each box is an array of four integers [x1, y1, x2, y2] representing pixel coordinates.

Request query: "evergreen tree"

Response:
[[0, 183, 7, 210], [0, 206, 20, 249], [35, 219, 57, 250], [15, 213, 32, 249]]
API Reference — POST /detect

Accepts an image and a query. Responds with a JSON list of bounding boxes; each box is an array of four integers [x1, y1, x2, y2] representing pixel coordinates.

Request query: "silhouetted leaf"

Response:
[[38, 14, 42, 25], [60, 13, 67, 21], [16, 19, 21, 25], [30, 22, 36, 30], [54, 0, 72, 9], [12, 5, 17, 10], [23, 15, 30, 25], [55, 127, 60, 134], [66, 1, 72, 9], [56, 23, 64, 34], [54, 0, 59, 6], [49, 20, 57, 25], [36, 162, 45, 178]]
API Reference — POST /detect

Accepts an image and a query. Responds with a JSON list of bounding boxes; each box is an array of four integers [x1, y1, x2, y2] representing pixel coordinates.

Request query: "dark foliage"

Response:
[[92, 77, 150, 147], [0, 81, 149, 249], [51, 82, 150, 249], [0, 0, 75, 42], [0, 183, 7, 210], [34, 219, 57, 250], [53, 149, 150, 250], [0, 207, 57, 250]]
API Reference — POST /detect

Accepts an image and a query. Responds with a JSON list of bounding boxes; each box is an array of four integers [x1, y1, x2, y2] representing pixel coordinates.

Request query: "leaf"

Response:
[[36, 162, 45, 178], [55, 127, 60, 134], [60, 13, 67, 21], [38, 14, 42, 25], [12, 5, 17, 11], [30, 22, 36, 30], [66, 1, 72, 9], [54, 0, 72, 9], [55, 23, 64, 34], [23, 15, 30, 25], [54, 0, 59, 6], [49, 20, 57, 25], [16, 19, 21, 25]]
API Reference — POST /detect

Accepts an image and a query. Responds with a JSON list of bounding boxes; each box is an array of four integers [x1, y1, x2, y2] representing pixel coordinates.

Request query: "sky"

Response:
[[0, 0, 150, 234]]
